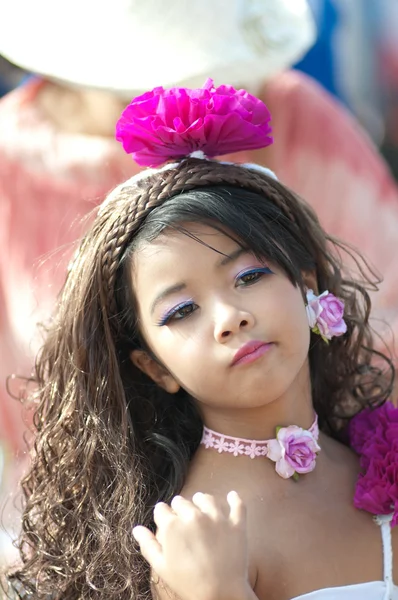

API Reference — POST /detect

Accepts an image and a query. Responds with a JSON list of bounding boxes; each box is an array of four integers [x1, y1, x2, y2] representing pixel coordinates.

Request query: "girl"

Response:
[[4, 80, 397, 600]]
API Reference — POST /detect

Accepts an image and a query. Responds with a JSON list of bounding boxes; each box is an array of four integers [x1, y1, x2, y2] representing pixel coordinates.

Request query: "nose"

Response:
[[213, 302, 254, 343]]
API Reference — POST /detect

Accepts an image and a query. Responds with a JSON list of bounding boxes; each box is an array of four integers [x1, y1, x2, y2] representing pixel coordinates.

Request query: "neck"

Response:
[[35, 81, 127, 136], [199, 364, 314, 440]]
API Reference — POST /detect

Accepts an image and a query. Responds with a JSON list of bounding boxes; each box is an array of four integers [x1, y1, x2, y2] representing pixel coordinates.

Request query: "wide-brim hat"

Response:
[[0, 0, 315, 96]]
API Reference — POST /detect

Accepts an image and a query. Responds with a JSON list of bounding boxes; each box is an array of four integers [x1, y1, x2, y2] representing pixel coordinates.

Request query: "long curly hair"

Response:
[[5, 158, 394, 599]]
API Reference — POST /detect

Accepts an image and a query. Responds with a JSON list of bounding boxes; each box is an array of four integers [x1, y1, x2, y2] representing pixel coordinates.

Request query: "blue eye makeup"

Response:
[[157, 266, 273, 326], [235, 266, 274, 286], [157, 300, 198, 326]]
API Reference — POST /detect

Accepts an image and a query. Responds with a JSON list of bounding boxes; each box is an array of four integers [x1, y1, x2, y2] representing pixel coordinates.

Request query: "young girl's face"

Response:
[[131, 222, 312, 412]]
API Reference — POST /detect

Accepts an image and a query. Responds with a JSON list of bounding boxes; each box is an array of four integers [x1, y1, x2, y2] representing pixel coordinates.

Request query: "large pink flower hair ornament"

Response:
[[115, 78, 273, 167], [305, 289, 347, 343]]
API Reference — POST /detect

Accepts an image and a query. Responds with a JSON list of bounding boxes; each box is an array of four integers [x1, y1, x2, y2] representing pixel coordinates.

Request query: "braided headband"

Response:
[[96, 79, 297, 317], [99, 158, 297, 317]]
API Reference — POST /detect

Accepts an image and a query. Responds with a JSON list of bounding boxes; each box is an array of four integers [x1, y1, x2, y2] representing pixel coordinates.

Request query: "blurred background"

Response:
[[1, 0, 398, 567]]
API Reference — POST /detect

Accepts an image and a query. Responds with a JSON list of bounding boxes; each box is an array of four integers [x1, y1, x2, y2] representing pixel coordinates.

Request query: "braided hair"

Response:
[[6, 159, 393, 600]]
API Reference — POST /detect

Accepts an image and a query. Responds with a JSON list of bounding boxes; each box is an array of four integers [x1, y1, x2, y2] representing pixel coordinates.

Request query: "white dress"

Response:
[[291, 516, 397, 600]]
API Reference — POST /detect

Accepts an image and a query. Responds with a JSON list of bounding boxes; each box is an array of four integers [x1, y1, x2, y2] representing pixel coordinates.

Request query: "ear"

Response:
[[130, 350, 180, 394], [301, 270, 319, 296]]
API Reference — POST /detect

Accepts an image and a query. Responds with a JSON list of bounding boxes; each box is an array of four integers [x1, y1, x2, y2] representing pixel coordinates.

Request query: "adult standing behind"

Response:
[[0, 0, 397, 469]]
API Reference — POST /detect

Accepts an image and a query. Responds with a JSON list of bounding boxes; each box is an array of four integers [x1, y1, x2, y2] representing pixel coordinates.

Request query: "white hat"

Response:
[[0, 0, 315, 96]]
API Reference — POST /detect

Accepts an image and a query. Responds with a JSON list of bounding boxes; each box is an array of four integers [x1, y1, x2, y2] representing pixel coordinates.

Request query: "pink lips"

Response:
[[231, 340, 272, 366]]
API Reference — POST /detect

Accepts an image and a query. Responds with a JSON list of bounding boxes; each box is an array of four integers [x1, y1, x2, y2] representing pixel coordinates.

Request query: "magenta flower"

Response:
[[115, 78, 273, 167], [306, 290, 347, 342], [349, 401, 398, 454], [349, 402, 398, 526], [267, 425, 321, 479], [354, 453, 398, 527]]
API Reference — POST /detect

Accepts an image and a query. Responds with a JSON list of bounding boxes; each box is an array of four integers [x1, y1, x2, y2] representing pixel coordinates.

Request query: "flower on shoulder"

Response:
[[115, 78, 273, 167], [354, 453, 398, 527], [267, 425, 321, 480], [349, 401, 398, 454], [349, 401, 398, 526]]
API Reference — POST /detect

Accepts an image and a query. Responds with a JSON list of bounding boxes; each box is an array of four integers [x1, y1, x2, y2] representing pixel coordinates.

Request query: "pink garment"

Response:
[[1, 71, 398, 456], [0, 79, 138, 454]]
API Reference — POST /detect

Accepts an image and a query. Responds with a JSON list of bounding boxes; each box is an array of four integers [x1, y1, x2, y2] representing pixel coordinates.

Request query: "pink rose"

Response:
[[306, 290, 347, 341], [267, 426, 321, 479], [115, 78, 273, 167]]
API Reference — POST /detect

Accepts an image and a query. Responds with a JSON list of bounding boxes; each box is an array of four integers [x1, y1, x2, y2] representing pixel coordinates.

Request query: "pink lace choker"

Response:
[[200, 416, 321, 480]]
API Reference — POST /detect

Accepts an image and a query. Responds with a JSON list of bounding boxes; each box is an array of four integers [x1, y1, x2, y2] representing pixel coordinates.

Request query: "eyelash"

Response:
[[158, 267, 273, 326], [236, 267, 273, 286], [157, 301, 197, 326]]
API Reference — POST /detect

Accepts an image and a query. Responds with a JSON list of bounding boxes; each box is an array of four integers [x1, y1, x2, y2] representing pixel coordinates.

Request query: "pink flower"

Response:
[[267, 425, 321, 479], [349, 402, 398, 454], [349, 402, 398, 526], [306, 290, 347, 341], [354, 454, 398, 527], [115, 78, 273, 167]]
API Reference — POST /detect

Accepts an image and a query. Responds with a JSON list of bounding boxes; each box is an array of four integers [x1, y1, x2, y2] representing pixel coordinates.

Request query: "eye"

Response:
[[236, 267, 273, 287], [158, 301, 198, 326]]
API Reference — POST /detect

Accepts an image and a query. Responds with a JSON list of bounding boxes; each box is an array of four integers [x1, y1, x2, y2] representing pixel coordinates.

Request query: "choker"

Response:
[[200, 416, 321, 480]]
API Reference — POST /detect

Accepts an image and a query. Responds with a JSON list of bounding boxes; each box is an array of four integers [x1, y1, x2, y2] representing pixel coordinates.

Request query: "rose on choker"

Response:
[[201, 416, 320, 481]]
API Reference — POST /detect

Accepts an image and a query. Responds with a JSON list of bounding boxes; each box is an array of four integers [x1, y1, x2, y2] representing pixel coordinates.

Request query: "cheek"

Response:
[[275, 287, 310, 348], [144, 325, 208, 373], [148, 330, 214, 396]]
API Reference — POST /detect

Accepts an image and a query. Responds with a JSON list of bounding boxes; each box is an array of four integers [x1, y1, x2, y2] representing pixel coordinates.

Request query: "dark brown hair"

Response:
[[5, 159, 394, 599]]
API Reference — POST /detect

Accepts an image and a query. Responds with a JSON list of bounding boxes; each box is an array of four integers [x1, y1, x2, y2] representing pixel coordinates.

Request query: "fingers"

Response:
[[172, 491, 245, 524], [192, 491, 223, 519], [170, 494, 199, 519], [227, 490, 246, 526], [133, 526, 164, 572], [153, 501, 175, 529], [171, 491, 245, 523]]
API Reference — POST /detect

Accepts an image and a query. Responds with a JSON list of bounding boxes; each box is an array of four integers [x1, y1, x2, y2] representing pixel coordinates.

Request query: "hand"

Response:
[[133, 491, 256, 600]]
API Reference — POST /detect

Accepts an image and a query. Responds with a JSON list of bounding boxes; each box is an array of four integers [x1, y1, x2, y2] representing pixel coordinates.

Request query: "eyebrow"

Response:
[[150, 247, 248, 316], [150, 283, 187, 316], [217, 246, 247, 266]]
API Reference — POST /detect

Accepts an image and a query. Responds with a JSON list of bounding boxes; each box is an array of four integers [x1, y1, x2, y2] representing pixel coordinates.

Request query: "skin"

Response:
[[36, 81, 127, 136], [131, 223, 398, 600]]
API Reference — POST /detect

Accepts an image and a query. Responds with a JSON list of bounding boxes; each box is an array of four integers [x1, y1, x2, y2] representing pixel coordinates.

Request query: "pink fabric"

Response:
[[1, 71, 398, 455], [0, 79, 138, 453]]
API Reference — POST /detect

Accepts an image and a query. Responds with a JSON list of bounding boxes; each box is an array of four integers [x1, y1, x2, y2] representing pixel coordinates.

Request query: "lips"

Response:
[[231, 340, 271, 366]]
